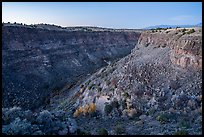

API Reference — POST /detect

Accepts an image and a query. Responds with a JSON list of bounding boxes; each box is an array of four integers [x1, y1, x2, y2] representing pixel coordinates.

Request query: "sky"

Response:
[[2, 2, 202, 29]]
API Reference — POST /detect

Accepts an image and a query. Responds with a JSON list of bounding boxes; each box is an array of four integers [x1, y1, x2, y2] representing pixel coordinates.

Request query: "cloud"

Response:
[[169, 15, 192, 21]]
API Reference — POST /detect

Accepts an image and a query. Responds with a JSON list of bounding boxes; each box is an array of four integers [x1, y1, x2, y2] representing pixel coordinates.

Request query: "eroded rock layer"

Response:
[[2, 24, 141, 110]]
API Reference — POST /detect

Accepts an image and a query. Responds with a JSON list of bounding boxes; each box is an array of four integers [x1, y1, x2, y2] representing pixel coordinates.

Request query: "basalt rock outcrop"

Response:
[[138, 27, 202, 69], [2, 23, 141, 110]]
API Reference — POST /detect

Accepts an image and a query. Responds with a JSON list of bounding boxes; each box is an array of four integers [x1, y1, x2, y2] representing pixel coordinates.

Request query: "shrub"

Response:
[[97, 128, 108, 135], [182, 28, 187, 32], [87, 80, 91, 85], [187, 29, 195, 34], [76, 129, 91, 135], [147, 108, 156, 116], [2, 118, 32, 135], [73, 109, 80, 117], [90, 111, 98, 118], [88, 84, 95, 90], [114, 124, 126, 135], [121, 100, 127, 109], [73, 106, 83, 117], [80, 84, 84, 88], [127, 108, 138, 119], [88, 103, 96, 114], [178, 118, 190, 128], [83, 105, 89, 115], [156, 112, 170, 124], [104, 104, 113, 115], [174, 129, 188, 135], [97, 87, 102, 92], [106, 80, 111, 86], [74, 103, 96, 117], [123, 92, 130, 99], [169, 80, 180, 90], [111, 100, 119, 109], [156, 27, 162, 30]]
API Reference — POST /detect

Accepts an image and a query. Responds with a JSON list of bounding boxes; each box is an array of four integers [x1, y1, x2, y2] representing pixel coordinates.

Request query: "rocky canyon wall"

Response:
[[137, 28, 202, 69], [2, 24, 141, 110]]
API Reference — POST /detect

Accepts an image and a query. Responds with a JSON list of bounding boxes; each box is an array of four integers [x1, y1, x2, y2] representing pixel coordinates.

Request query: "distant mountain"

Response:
[[144, 23, 202, 29], [196, 23, 202, 27]]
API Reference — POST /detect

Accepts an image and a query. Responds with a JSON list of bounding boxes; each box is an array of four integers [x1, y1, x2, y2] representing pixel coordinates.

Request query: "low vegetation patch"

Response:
[[97, 128, 108, 135], [73, 103, 96, 117], [174, 129, 188, 135], [114, 124, 126, 135], [186, 29, 195, 34]]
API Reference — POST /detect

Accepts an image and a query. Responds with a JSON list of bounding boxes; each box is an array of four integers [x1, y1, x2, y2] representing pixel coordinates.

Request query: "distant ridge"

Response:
[[144, 22, 202, 29]]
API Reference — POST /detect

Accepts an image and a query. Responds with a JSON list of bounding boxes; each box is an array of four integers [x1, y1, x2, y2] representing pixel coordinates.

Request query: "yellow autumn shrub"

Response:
[[78, 106, 83, 113], [73, 103, 97, 117], [83, 104, 90, 115], [88, 103, 96, 113], [73, 106, 83, 117], [73, 109, 80, 117]]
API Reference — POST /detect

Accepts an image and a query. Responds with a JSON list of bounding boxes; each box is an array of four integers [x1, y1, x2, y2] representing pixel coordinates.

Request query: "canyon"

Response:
[[2, 23, 141, 110], [2, 23, 202, 135]]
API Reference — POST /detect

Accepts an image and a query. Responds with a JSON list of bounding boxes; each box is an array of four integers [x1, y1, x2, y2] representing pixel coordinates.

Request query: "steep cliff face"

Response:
[[137, 27, 202, 69], [2, 24, 141, 110]]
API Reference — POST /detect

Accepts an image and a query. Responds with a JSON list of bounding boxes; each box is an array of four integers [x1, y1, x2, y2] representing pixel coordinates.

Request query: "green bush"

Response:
[[147, 108, 156, 116], [174, 129, 188, 135], [156, 112, 170, 124], [97, 128, 108, 135], [106, 80, 111, 86], [114, 124, 126, 135], [104, 104, 113, 115], [178, 118, 190, 128], [111, 100, 119, 109], [156, 27, 163, 30], [187, 29, 195, 34], [121, 100, 127, 109], [80, 84, 84, 88], [182, 28, 187, 32], [76, 129, 91, 135], [123, 92, 130, 99], [88, 84, 95, 90], [97, 87, 102, 92]]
